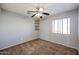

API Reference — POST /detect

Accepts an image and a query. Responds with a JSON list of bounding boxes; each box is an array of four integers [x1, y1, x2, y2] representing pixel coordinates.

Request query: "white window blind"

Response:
[[52, 18, 70, 34]]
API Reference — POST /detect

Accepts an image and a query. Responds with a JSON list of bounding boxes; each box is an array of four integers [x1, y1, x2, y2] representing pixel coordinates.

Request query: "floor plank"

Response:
[[0, 39, 78, 55]]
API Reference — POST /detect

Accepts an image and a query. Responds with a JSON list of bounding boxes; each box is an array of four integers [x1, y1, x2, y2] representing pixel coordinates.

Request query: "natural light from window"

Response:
[[52, 18, 70, 34]]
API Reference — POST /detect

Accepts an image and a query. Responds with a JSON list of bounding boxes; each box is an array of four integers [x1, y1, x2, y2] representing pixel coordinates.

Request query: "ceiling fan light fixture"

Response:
[[36, 13, 42, 17], [39, 8, 43, 11]]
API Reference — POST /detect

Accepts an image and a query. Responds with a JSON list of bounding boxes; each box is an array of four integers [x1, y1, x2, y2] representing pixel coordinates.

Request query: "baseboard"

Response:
[[0, 38, 37, 50], [39, 38, 78, 50]]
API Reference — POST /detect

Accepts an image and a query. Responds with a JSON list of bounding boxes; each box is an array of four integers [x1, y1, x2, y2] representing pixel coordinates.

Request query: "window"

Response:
[[52, 18, 70, 34]]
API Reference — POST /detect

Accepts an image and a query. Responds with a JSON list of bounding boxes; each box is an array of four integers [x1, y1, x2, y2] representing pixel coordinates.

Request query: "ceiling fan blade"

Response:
[[27, 11, 35, 14], [27, 11, 35, 12], [42, 12, 50, 15], [32, 14, 36, 17]]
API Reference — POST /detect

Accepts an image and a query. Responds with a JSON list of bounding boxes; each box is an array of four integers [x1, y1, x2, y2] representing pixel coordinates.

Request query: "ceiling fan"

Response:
[[27, 7, 50, 19]]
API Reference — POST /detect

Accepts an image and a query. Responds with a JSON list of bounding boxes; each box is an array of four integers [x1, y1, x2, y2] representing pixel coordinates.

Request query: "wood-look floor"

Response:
[[0, 38, 78, 55]]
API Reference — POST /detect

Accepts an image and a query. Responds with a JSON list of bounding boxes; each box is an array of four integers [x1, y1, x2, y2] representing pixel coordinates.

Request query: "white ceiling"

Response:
[[1, 3, 79, 16]]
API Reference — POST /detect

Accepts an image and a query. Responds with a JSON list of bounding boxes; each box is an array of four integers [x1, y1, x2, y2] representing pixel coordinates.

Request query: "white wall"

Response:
[[0, 8, 78, 50], [0, 9, 37, 50], [0, 7, 1, 18], [40, 9, 78, 49], [78, 8, 79, 49]]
